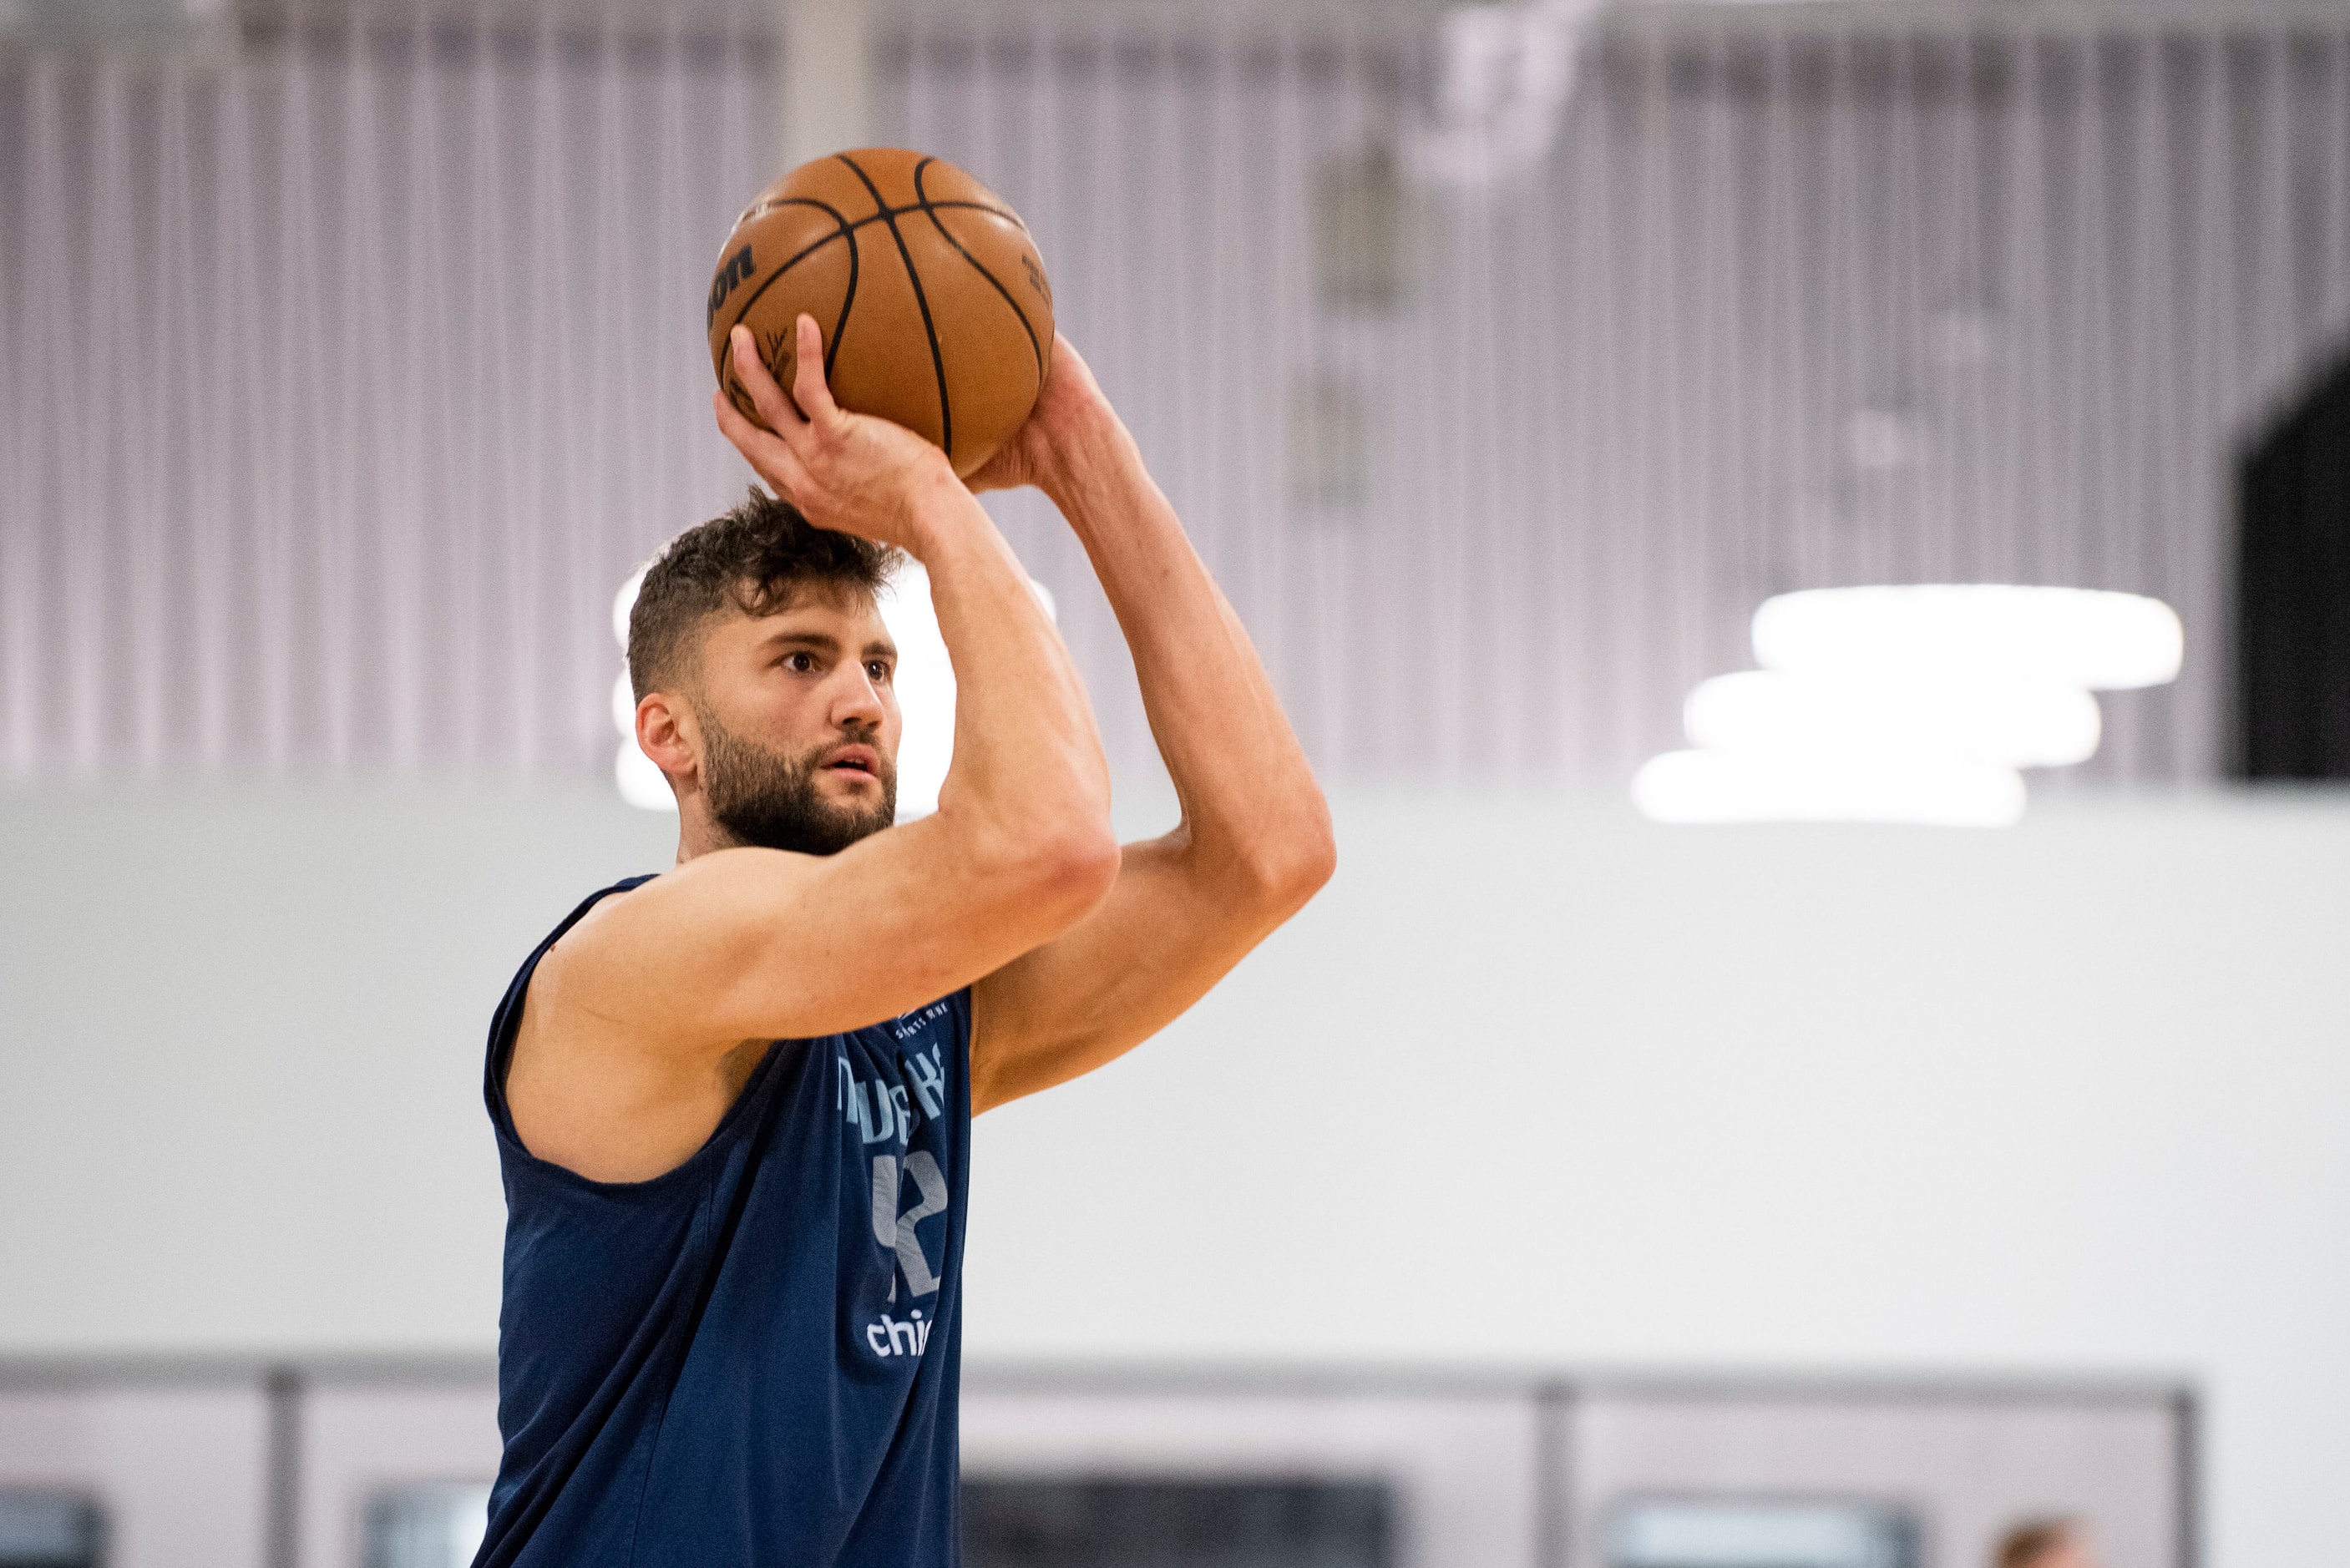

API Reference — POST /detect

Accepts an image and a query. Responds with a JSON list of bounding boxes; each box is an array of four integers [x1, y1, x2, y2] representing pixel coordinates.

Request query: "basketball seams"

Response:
[[828, 227, 858, 385], [834, 152, 955, 463], [714, 158, 1041, 464], [718, 197, 854, 387], [911, 158, 1045, 385], [905, 200, 1026, 229], [716, 204, 1026, 326], [713, 196, 866, 412], [742, 198, 1022, 236], [720, 212, 847, 341]]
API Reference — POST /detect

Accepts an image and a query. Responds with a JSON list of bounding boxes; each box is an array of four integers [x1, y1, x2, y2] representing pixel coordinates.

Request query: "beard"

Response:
[[697, 708, 897, 856]]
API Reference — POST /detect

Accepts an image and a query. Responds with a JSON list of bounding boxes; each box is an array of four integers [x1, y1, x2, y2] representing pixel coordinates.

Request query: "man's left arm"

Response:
[[968, 340, 1336, 1114]]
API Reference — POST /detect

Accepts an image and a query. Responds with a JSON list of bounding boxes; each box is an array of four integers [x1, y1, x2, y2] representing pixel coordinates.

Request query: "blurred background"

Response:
[[2, 0, 2347, 1564]]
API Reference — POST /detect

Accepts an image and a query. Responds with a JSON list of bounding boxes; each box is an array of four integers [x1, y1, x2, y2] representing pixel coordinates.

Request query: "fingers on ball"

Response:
[[789, 315, 835, 420], [728, 327, 777, 410]]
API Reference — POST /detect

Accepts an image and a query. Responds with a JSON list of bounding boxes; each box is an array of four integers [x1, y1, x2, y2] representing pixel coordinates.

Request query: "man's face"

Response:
[[686, 582, 901, 856]]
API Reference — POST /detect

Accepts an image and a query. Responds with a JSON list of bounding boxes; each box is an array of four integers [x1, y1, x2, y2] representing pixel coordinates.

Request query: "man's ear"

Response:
[[636, 691, 699, 787]]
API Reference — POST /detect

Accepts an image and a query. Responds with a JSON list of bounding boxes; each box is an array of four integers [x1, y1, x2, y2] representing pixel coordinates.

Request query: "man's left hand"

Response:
[[963, 333, 1118, 498]]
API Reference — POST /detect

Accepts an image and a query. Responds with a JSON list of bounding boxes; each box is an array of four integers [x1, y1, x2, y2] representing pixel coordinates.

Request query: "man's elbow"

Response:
[[1015, 817, 1123, 924], [1236, 799, 1336, 919]]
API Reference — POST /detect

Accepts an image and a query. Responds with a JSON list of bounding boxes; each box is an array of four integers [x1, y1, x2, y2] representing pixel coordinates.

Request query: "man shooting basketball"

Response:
[[474, 314, 1334, 1568]]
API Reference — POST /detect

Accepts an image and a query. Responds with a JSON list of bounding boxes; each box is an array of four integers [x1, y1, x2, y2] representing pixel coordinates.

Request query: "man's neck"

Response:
[[673, 801, 732, 865]]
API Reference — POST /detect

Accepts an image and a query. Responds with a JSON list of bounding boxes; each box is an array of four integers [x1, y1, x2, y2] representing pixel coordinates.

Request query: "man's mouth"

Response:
[[823, 745, 879, 781]]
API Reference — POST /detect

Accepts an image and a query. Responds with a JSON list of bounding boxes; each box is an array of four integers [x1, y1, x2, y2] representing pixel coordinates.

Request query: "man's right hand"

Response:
[[712, 315, 960, 556], [518, 311, 1116, 1185]]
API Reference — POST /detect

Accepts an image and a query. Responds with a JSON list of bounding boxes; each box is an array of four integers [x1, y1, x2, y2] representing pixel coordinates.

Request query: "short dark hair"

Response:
[[1996, 1520, 2078, 1568], [627, 488, 899, 699]]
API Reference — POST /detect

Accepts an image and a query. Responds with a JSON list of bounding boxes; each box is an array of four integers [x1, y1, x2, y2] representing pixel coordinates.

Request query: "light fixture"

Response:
[[611, 564, 673, 814], [610, 670, 638, 736], [1684, 670, 2100, 768], [879, 561, 955, 822], [612, 567, 646, 651], [1633, 749, 2026, 827], [876, 561, 1058, 822], [1407, 0, 1592, 185], [1752, 584, 2183, 690], [1634, 583, 2183, 827], [614, 738, 675, 812]]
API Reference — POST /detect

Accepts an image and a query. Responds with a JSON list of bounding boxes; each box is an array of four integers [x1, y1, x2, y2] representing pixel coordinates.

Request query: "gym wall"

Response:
[[1, 782, 2346, 1564]]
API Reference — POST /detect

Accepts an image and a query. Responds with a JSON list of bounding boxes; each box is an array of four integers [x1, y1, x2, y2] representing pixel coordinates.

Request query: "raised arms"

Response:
[[507, 320, 1118, 1181], [965, 337, 1336, 1113]]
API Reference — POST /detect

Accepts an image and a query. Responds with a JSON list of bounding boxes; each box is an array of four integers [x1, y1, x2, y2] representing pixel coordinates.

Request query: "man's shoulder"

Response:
[[495, 875, 666, 1090], [530, 873, 661, 975]]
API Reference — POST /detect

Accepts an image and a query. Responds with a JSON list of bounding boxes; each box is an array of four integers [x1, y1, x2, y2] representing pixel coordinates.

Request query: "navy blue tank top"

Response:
[[477, 875, 971, 1568]]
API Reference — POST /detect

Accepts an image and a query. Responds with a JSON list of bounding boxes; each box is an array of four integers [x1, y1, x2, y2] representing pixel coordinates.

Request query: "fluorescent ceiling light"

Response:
[[1408, 0, 1588, 185], [879, 561, 955, 822], [611, 670, 638, 737], [1684, 670, 2100, 768], [615, 740, 675, 812], [612, 569, 671, 812], [879, 564, 1056, 822], [613, 566, 646, 651], [1752, 584, 2183, 690], [1632, 749, 2025, 827]]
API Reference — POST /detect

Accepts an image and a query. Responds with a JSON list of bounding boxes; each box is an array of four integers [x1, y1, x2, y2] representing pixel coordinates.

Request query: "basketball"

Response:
[[706, 148, 1055, 478]]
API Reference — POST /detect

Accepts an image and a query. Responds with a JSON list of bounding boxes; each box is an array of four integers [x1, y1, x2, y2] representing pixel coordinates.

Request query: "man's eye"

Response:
[[784, 652, 816, 673], [867, 661, 892, 683]]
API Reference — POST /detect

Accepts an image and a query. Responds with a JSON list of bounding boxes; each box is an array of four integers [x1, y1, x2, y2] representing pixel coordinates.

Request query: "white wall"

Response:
[[0, 785, 672, 1351], [3, 783, 2347, 1565]]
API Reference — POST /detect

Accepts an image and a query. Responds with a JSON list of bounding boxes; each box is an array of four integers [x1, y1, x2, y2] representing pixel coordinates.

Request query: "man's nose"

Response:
[[832, 665, 885, 728]]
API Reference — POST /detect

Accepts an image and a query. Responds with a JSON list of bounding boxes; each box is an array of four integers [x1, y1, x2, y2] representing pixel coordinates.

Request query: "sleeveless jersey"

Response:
[[476, 875, 972, 1568]]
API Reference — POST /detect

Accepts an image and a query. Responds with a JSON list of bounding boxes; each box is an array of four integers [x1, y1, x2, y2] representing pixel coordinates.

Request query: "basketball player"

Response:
[[474, 315, 1335, 1568]]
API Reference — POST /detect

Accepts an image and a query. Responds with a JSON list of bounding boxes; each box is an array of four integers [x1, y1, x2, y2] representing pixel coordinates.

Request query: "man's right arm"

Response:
[[535, 318, 1118, 1056]]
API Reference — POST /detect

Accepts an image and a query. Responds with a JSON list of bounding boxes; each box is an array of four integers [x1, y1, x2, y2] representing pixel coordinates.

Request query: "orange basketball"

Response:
[[707, 149, 1055, 479]]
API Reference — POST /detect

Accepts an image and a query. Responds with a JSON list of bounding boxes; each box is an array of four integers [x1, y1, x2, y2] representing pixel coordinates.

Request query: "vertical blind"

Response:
[[3, 8, 2347, 787], [0, 18, 775, 780]]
